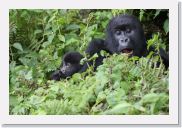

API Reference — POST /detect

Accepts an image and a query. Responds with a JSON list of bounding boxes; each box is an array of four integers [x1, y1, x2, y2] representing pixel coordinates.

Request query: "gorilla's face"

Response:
[[59, 52, 83, 78], [60, 61, 80, 78], [106, 15, 147, 57], [50, 52, 83, 81]]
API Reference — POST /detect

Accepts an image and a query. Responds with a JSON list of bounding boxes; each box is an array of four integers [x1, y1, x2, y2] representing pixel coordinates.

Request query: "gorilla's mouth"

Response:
[[121, 48, 133, 55]]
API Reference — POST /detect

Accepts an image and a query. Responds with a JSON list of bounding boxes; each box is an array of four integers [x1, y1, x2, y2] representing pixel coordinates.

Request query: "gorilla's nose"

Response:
[[120, 37, 130, 43], [61, 68, 66, 73]]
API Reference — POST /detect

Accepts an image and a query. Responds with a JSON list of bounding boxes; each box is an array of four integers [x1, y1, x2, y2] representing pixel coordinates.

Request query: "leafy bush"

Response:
[[9, 9, 169, 115], [10, 54, 168, 115]]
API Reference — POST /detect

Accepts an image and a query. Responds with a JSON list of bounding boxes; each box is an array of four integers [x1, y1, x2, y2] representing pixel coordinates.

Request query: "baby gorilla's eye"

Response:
[[115, 30, 121, 35], [66, 63, 71, 67]]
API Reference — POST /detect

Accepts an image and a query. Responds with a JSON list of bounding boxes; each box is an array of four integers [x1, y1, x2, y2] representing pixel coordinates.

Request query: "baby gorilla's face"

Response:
[[50, 52, 83, 81], [59, 52, 83, 78], [50, 70, 62, 81], [60, 62, 80, 78]]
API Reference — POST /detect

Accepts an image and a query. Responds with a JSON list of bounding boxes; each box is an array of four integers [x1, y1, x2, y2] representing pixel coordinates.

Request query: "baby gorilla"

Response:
[[50, 52, 83, 81]]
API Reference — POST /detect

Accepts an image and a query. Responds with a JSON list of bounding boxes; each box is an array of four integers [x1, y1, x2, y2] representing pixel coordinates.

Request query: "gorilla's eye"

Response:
[[115, 30, 121, 35], [126, 28, 131, 33], [66, 63, 71, 67]]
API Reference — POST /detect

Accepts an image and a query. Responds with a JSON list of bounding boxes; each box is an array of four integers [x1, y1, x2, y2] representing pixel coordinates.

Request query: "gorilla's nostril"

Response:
[[125, 38, 129, 42], [61, 69, 65, 73]]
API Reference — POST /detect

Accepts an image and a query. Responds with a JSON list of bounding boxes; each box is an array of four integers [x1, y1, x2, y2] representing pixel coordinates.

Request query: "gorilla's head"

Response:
[[106, 15, 147, 57], [60, 52, 83, 78], [50, 52, 83, 80]]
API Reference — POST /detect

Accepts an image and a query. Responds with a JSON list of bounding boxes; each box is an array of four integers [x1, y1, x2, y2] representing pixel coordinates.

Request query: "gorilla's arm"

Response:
[[159, 48, 169, 69], [79, 39, 110, 73]]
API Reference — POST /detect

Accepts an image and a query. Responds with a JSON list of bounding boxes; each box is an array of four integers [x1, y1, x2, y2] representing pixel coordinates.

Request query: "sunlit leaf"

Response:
[[13, 43, 23, 51]]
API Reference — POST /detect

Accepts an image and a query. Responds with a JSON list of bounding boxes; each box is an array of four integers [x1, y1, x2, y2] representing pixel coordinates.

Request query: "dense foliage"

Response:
[[9, 9, 169, 115]]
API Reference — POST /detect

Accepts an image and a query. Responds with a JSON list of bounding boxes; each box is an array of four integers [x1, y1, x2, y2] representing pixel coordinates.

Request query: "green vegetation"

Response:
[[9, 9, 169, 115]]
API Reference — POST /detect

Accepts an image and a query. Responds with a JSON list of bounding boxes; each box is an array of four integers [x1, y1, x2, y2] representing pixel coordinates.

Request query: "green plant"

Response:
[[9, 9, 169, 115]]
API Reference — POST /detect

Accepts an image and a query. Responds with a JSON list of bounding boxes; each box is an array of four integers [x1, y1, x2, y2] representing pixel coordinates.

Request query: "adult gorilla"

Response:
[[80, 14, 168, 72], [105, 15, 147, 57]]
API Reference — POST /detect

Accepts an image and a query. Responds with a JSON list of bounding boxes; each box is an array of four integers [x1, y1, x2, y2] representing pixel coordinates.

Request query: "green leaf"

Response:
[[134, 103, 146, 112], [163, 19, 169, 34], [48, 34, 55, 43], [53, 51, 58, 59], [102, 102, 132, 115], [58, 34, 65, 42], [129, 66, 142, 77], [147, 34, 159, 50], [42, 41, 51, 48], [141, 93, 159, 104], [72, 73, 82, 82], [89, 53, 99, 60], [66, 24, 80, 30], [13, 43, 23, 51], [50, 85, 59, 93], [29, 95, 45, 105], [25, 70, 33, 80], [154, 10, 161, 19], [106, 89, 125, 107], [139, 9, 144, 21], [66, 38, 78, 45], [34, 29, 42, 35], [48, 15, 56, 23], [10, 95, 18, 106], [96, 91, 106, 104]]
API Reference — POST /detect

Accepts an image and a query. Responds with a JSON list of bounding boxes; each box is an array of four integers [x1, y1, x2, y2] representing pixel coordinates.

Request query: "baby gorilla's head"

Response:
[[60, 52, 83, 78], [50, 52, 83, 81]]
